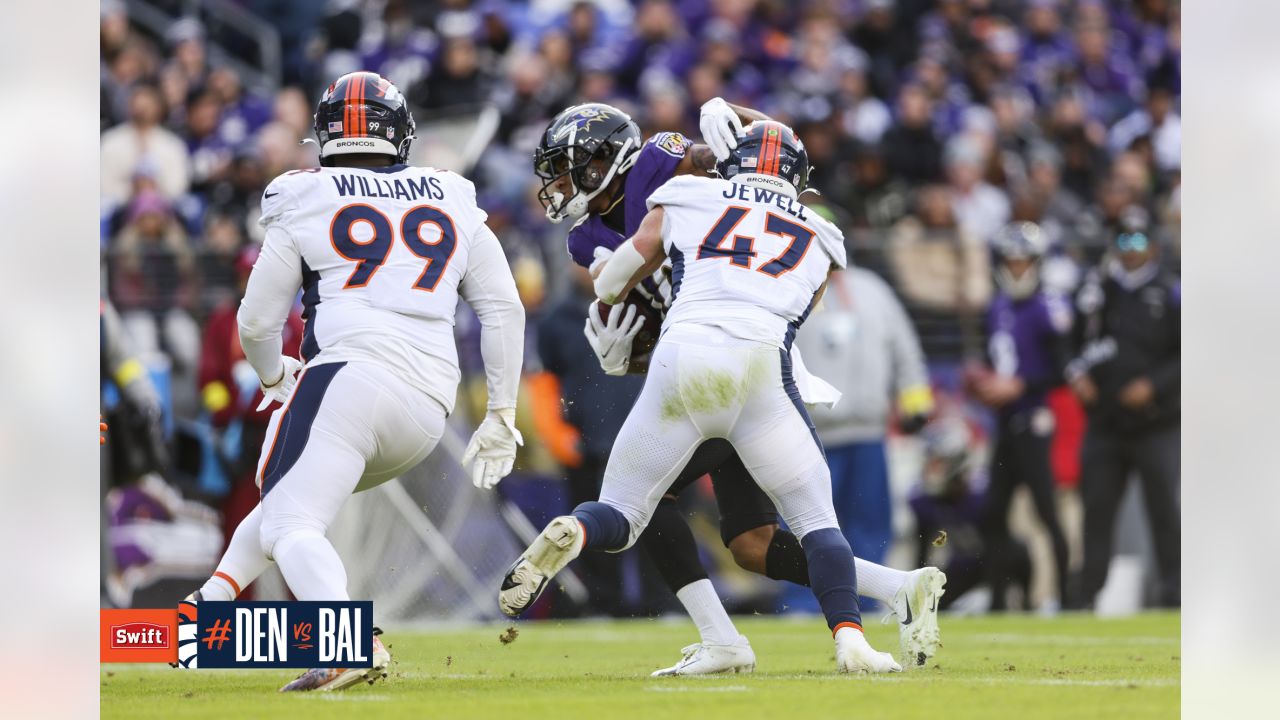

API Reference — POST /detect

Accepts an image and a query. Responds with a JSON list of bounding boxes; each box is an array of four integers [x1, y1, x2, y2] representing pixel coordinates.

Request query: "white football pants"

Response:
[[599, 323, 840, 549], [255, 360, 446, 559]]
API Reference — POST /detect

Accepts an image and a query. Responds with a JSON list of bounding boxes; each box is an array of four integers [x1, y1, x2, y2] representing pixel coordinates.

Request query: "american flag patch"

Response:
[[328, 121, 343, 132], [741, 156, 758, 168]]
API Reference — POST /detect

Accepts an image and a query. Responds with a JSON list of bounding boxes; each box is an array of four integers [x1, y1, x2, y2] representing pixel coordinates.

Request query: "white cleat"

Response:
[[893, 567, 947, 667], [498, 516, 584, 617], [651, 635, 756, 676], [279, 629, 391, 692], [835, 626, 902, 674]]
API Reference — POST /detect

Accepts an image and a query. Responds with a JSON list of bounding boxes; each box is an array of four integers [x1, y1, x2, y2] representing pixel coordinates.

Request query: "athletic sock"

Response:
[[801, 528, 863, 631], [641, 498, 709, 591], [572, 501, 630, 552], [199, 503, 270, 602], [272, 529, 350, 601], [854, 557, 909, 605], [765, 529, 810, 586], [675, 579, 739, 646]]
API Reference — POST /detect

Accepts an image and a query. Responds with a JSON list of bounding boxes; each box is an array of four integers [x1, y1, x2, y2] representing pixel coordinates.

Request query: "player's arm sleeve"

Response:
[[237, 224, 303, 385], [458, 223, 526, 411], [814, 220, 849, 270]]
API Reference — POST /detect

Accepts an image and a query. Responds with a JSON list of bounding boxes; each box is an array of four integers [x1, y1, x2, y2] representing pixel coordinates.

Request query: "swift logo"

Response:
[[111, 622, 170, 650]]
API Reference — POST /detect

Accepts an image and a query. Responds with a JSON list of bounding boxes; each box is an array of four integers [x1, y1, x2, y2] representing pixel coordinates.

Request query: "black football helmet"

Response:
[[991, 221, 1049, 299], [312, 72, 415, 165], [716, 120, 810, 197], [534, 103, 641, 223]]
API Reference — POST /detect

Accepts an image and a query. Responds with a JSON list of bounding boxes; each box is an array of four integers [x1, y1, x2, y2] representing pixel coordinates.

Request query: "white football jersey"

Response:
[[256, 164, 491, 412], [646, 175, 847, 349]]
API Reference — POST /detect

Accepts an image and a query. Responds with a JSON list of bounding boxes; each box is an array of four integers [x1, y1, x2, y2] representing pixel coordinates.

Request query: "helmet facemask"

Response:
[[534, 135, 636, 224]]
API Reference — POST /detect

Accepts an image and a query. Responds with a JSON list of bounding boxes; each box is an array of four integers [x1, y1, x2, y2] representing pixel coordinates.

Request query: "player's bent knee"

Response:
[[727, 525, 774, 574], [258, 506, 328, 560]]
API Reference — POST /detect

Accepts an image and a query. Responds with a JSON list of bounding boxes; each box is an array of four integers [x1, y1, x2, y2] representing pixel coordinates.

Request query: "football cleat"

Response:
[[892, 567, 947, 667], [498, 516, 584, 617], [834, 626, 902, 674], [279, 628, 391, 692], [651, 635, 756, 677]]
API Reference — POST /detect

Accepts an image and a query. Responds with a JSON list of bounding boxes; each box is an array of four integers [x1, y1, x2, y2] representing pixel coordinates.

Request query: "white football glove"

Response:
[[699, 97, 744, 162], [256, 356, 304, 411], [461, 408, 524, 489], [585, 301, 644, 376]]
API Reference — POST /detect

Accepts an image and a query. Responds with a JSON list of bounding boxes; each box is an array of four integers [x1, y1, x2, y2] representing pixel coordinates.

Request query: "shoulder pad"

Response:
[[259, 168, 322, 227], [645, 174, 702, 211]]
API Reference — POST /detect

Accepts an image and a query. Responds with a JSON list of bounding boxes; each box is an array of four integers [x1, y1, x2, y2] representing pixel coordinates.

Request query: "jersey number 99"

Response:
[[330, 204, 457, 291]]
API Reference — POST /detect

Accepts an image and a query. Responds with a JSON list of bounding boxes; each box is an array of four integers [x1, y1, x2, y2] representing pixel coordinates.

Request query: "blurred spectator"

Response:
[[888, 184, 992, 315], [838, 142, 910, 231], [1108, 61, 1180, 174], [1067, 209, 1180, 608], [184, 91, 233, 192], [165, 19, 209, 91], [967, 222, 1072, 611], [109, 190, 200, 376], [945, 135, 1010, 242], [883, 83, 944, 184], [1025, 142, 1085, 236], [416, 35, 489, 112], [208, 68, 273, 148], [360, 0, 436, 92], [101, 84, 191, 206], [1071, 16, 1143, 124]]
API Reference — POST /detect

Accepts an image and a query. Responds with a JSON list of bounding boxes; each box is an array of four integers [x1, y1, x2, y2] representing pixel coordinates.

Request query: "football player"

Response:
[[181, 72, 525, 691], [502, 102, 944, 671], [505, 120, 903, 673], [968, 222, 1071, 610]]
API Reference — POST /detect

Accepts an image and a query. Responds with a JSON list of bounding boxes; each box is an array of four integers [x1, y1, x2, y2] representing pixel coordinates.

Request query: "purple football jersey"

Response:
[[565, 132, 692, 268], [986, 291, 1073, 412]]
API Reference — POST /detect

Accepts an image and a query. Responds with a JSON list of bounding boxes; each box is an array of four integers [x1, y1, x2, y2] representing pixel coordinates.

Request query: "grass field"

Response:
[[101, 611, 1179, 720]]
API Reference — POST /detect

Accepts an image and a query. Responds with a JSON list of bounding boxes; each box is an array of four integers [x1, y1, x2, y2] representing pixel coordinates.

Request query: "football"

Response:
[[596, 290, 663, 358]]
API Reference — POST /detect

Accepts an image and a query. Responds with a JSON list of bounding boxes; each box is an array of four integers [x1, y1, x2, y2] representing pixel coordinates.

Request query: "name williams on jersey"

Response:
[[331, 173, 446, 203]]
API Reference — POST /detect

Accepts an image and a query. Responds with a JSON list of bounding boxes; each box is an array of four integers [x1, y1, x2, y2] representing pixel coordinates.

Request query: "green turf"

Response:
[[101, 611, 1179, 720]]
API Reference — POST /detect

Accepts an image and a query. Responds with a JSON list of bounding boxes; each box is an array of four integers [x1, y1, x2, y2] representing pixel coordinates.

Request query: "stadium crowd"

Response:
[[101, 0, 1180, 614]]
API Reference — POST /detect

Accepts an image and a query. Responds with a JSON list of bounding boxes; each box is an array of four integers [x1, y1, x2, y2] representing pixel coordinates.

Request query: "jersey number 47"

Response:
[[696, 207, 814, 278]]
